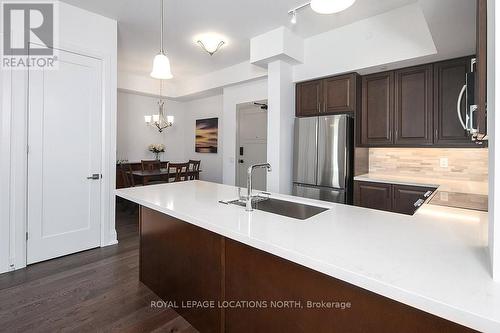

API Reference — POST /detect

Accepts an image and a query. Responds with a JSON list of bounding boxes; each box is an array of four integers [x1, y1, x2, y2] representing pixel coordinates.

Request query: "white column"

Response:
[[266, 60, 295, 195]]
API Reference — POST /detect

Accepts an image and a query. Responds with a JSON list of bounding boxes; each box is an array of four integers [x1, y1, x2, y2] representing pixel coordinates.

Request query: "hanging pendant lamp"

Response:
[[150, 0, 173, 79]]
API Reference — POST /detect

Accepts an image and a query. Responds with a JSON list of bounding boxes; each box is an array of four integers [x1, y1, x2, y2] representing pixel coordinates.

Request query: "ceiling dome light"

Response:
[[310, 0, 356, 14], [195, 33, 226, 56], [151, 51, 173, 79]]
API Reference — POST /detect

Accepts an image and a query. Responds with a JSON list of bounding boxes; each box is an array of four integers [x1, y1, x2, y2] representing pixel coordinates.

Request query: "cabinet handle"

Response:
[[414, 199, 425, 208], [318, 102, 321, 113], [324, 101, 327, 113]]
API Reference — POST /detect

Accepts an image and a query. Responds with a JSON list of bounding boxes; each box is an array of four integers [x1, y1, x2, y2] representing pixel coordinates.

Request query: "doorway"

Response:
[[236, 101, 268, 191], [27, 47, 103, 264]]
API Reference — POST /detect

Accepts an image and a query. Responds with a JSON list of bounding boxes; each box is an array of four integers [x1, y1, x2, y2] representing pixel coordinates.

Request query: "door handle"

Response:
[[414, 199, 425, 208], [87, 174, 101, 180]]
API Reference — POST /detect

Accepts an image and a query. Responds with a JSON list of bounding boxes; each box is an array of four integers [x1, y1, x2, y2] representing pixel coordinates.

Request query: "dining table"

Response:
[[131, 168, 201, 186]]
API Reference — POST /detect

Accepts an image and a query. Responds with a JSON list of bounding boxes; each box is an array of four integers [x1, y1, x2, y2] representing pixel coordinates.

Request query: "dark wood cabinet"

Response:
[[355, 181, 435, 215], [296, 73, 359, 117], [323, 73, 358, 114], [296, 80, 322, 117], [358, 57, 486, 148], [140, 208, 224, 333], [140, 207, 475, 333], [361, 72, 394, 146], [392, 185, 434, 215], [354, 181, 393, 212], [394, 65, 433, 145], [434, 57, 474, 146]]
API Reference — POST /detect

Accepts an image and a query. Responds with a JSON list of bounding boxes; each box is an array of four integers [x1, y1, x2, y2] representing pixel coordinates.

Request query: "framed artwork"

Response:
[[196, 118, 218, 153]]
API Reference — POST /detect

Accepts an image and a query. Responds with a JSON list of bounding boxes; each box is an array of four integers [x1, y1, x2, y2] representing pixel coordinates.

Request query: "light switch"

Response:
[[439, 158, 449, 168]]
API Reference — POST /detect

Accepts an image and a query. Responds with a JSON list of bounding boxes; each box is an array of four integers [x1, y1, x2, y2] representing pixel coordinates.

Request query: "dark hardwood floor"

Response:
[[0, 200, 198, 333]]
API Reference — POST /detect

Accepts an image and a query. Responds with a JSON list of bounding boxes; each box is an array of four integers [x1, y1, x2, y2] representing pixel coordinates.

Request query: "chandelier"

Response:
[[144, 81, 174, 133]]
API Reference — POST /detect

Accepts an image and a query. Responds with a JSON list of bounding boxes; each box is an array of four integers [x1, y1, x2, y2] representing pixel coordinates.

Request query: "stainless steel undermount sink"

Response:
[[222, 195, 329, 220]]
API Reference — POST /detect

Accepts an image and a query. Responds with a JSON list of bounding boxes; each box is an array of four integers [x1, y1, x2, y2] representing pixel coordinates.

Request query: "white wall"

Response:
[[0, 2, 117, 273], [488, 0, 499, 281], [184, 95, 224, 183], [117, 91, 186, 162], [0, 50, 9, 274], [293, 4, 437, 82], [222, 79, 268, 186]]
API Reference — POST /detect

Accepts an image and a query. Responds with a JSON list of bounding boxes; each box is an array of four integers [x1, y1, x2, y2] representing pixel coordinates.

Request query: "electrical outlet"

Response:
[[439, 157, 449, 168]]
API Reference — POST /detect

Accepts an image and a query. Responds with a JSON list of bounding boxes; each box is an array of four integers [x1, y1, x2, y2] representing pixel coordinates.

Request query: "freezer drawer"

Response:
[[293, 117, 318, 185], [293, 183, 346, 204]]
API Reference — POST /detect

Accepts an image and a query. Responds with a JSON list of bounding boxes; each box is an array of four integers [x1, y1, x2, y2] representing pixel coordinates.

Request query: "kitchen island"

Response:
[[116, 181, 499, 333]]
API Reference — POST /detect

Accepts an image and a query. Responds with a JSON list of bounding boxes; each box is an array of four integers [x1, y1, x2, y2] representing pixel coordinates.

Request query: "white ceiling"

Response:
[[60, 0, 420, 82]]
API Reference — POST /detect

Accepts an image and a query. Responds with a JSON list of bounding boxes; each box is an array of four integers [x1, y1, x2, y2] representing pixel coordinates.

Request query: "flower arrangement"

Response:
[[148, 144, 165, 160]]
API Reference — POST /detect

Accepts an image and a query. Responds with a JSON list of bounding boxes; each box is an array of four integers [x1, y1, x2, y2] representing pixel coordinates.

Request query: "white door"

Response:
[[27, 49, 102, 264], [237, 105, 268, 191]]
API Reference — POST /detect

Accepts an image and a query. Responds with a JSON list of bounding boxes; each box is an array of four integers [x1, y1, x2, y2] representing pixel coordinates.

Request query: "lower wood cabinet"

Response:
[[140, 207, 474, 333], [354, 181, 435, 215]]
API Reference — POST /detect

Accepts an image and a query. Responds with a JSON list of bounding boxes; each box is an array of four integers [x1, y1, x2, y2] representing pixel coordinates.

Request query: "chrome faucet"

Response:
[[246, 163, 272, 211]]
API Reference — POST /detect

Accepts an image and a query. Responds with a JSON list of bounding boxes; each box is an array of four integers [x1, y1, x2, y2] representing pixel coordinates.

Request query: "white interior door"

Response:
[[27, 49, 102, 264], [237, 106, 268, 191]]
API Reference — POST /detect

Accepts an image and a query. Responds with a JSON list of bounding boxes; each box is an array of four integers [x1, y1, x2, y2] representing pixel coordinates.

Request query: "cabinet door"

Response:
[[323, 73, 357, 114], [393, 185, 434, 215], [434, 57, 475, 146], [296, 80, 322, 117], [354, 181, 392, 212], [361, 72, 394, 146], [394, 65, 433, 146]]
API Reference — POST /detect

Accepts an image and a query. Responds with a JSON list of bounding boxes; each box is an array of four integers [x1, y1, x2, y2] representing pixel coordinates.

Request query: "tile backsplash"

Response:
[[369, 148, 488, 182]]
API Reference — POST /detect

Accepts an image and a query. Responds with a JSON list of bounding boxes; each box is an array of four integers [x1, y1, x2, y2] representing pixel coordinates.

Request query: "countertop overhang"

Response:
[[116, 181, 499, 333]]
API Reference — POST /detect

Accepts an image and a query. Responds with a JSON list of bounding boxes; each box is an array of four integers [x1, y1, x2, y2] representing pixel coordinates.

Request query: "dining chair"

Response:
[[141, 160, 161, 171], [188, 160, 201, 180], [120, 163, 136, 187], [170, 163, 190, 182]]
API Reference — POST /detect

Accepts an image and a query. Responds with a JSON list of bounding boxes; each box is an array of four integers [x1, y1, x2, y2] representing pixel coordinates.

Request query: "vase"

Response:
[[155, 152, 160, 161]]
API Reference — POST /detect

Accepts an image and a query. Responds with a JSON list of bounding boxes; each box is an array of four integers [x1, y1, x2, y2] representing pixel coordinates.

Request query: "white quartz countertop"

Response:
[[116, 181, 499, 332]]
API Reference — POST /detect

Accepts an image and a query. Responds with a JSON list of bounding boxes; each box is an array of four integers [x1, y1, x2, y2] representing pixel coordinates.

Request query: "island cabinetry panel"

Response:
[[140, 207, 473, 333], [224, 239, 475, 333], [140, 207, 224, 333]]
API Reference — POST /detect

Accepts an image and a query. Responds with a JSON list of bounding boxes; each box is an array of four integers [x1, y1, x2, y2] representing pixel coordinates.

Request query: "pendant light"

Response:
[[150, 0, 173, 79], [310, 0, 356, 14]]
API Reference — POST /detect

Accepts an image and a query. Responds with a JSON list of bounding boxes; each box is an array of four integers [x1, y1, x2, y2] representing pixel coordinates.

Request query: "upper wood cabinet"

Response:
[[359, 58, 484, 148], [434, 57, 475, 146], [361, 72, 394, 146], [296, 79, 322, 117], [323, 74, 358, 114], [296, 73, 359, 117], [394, 65, 433, 146]]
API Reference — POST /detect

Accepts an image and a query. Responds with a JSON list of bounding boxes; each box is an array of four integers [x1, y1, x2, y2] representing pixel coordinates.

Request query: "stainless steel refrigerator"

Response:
[[292, 115, 354, 204]]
